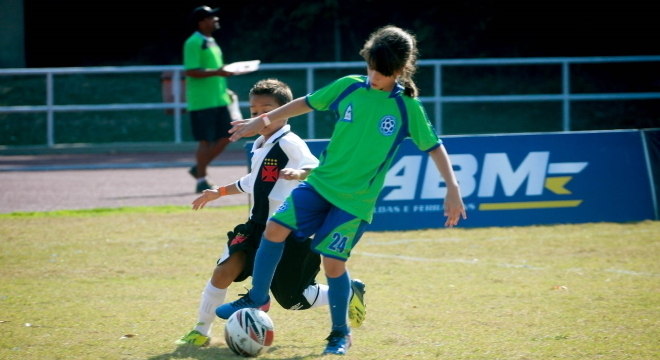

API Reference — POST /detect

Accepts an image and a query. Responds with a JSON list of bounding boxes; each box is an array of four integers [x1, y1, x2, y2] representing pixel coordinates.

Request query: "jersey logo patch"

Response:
[[276, 201, 288, 213], [261, 158, 279, 182], [341, 104, 353, 122], [230, 232, 248, 246], [378, 115, 397, 136], [261, 166, 279, 182]]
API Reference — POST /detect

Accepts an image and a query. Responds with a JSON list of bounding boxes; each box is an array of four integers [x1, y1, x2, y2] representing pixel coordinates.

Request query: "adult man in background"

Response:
[[183, 5, 235, 193]]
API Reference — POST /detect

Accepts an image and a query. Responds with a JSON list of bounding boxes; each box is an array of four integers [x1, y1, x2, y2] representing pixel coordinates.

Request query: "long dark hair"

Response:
[[359, 25, 419, 97]]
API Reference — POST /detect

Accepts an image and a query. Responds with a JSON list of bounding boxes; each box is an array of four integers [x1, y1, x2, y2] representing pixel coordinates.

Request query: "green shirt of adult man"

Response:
[[183, 5, 236, 193]]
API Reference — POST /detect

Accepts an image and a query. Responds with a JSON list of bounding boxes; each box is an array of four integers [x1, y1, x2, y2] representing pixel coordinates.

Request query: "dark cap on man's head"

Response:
[[190, 5, 219, 24]]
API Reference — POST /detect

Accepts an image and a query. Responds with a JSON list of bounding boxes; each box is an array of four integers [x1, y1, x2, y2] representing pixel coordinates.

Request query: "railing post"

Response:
[[434, 63, 443, 134], [173, 68, 182, 143], [306, 67, 315, 139], [562, 61, 570, 131], [46, 72, 54, 147]]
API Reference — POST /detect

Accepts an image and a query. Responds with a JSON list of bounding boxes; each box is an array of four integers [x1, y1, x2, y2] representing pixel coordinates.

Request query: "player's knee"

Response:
[[210, 266, 233, 288]]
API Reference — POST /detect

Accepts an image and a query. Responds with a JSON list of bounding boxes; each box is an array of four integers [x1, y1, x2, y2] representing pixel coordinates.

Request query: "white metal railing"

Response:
[[1, 55, 659, 147]]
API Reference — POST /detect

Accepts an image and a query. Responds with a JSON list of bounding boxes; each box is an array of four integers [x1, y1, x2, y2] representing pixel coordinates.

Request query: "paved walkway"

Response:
[[0, 151, 250, 214]]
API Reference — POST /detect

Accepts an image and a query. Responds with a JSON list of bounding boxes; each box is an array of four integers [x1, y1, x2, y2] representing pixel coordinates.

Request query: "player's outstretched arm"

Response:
[[192, 184, 240, 210], [228, 97, 313, 142], [192, 189, 220, 210], [428, 145, 467, 227]]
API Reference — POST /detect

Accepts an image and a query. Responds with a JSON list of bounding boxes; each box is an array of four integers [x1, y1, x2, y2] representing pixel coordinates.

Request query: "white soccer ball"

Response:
[[224, 308, 274, 357]]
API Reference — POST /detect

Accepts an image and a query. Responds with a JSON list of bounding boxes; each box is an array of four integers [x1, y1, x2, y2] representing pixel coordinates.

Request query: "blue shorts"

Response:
[[270, 182, 368, 261]]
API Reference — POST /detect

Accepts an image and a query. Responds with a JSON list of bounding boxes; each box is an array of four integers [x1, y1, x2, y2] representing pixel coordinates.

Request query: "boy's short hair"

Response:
[[249, 79, 293, 106]]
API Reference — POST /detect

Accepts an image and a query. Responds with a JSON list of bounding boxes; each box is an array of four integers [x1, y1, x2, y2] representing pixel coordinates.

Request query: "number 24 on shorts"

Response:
[[329, 232, 348, 253]]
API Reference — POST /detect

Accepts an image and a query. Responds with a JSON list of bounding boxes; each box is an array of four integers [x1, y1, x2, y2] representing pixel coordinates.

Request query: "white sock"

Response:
[[303, 284, 331, 308], [196, 177, 207, 184], [193, 280, 227, 336]]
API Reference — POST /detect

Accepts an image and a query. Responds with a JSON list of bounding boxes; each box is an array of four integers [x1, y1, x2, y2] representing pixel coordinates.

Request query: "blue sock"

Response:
[[250, 236, 284, 304], [327, 271, 350, 335]]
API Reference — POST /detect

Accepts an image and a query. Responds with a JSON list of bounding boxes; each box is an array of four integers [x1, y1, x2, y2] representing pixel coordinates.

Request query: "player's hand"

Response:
[[443, 188, 467, 227], [280, 168, 305, 180], [192, 188, 221, 210], [228, 117, 264, 142]]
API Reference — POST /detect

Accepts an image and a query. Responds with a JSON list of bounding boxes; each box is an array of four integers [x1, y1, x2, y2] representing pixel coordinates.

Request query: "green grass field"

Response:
[[0, 207, 658, 359]]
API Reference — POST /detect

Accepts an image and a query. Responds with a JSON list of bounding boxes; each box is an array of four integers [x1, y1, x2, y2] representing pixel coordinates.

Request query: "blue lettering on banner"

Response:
[[371, 130, 655, 229]]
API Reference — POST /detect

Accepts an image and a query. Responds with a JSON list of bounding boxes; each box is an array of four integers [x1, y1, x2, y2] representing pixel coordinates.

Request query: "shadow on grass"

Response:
[[147, 344, 317, 360], [146, 345, 232, 360]]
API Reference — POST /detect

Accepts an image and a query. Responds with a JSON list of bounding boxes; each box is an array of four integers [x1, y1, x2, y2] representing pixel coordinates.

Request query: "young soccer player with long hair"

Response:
[[217, 26, 467, 355]]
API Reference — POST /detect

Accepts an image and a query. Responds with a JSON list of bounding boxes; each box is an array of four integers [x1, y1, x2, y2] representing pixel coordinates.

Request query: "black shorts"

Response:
[[271, 236, 321, 310], [221, 221, 264, 283], [190, 106, 232, 141], [221, 220, 321, 310]]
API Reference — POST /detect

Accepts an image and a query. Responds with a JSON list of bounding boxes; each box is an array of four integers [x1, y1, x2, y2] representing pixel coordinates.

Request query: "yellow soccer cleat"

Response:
[[175, 329, 210, 347], [348, 279, 366, 328]]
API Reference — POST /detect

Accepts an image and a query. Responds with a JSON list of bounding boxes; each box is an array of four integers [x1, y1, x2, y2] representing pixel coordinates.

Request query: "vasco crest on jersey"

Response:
[[378, 115, 397, 136], [261, 158, 279, 182]]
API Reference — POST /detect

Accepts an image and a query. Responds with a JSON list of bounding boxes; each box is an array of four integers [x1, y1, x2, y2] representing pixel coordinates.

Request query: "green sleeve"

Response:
[[407, 98, 442, 151], [306, 76, 361, 111]]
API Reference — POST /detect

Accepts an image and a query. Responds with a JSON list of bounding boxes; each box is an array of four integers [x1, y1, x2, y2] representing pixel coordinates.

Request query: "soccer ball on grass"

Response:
[[224, 308, 274, 357]]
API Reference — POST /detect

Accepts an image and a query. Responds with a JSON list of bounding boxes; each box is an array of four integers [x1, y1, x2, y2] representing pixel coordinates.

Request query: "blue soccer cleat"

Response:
[[322, 330, 352, 355], [216, 291, 270, 319]]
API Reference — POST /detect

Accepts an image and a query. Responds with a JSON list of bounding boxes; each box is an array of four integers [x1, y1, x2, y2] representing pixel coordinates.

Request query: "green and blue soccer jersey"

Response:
[[305, 75, 441, 222], [183, 32, 231, 111]]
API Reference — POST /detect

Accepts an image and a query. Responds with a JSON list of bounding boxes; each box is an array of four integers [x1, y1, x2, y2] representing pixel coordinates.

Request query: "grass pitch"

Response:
[[0, 206, 658, 360]]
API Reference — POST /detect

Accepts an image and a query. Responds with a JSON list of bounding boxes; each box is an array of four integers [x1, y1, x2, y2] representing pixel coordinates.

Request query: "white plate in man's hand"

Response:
[[224, 60, 261, 75]]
